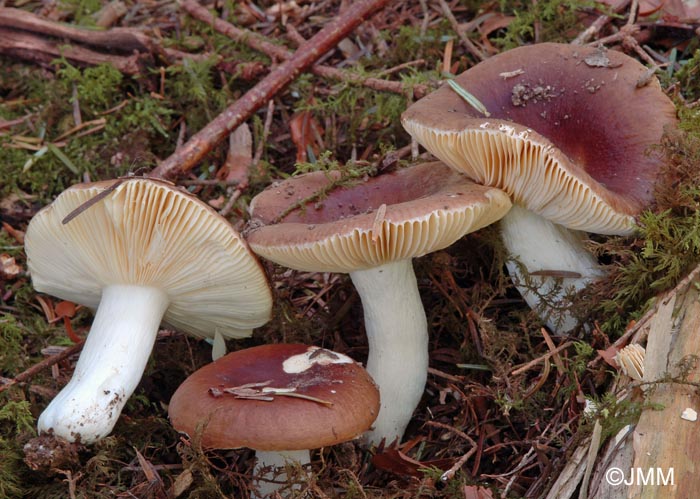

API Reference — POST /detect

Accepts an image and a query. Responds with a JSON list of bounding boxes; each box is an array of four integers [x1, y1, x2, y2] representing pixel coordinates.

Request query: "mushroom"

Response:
[[245, 161, 511, 445], [168, 343, 380, 498], [24, 178, 273, 443], [402, 43, 678, 332]]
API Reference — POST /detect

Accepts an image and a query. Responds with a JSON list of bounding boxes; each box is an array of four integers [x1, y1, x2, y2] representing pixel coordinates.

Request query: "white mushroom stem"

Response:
[[350, 259, 429, 446], [37, 284, 169, 443], [500, 205, 606, 334], [253, 449, 310, 499]]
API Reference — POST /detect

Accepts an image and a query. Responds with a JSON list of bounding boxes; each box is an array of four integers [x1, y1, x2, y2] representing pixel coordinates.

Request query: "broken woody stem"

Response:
[[180, 0, 428, 99], [151, 0, 395, 179]]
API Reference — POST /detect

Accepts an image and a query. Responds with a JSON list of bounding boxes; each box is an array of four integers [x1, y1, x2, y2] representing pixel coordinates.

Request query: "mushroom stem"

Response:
[[500, 205, 605, 333], [37, 284, 169, 443], [253, 449, 310, 498], [350, 259, 429, 446]]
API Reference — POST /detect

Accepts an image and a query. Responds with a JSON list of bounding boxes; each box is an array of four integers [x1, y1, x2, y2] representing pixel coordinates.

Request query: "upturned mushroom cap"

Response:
[[246, 161, 512, 272], [402, 43, 678, 235], [25, 178, 272, 338], [168, 344, 380, 450]]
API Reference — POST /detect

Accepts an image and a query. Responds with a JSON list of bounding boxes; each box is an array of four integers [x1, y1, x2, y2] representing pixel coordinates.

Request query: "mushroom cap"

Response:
[[401, 43, 678, 235], [246, 161, 512, 272], [168, 344, 380, 450], [25, 178, 272, 339]]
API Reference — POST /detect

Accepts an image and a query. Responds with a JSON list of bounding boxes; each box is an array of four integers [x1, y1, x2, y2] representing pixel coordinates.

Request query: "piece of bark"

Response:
[[0, 27, 144, 74], [630, 282, 700, 498], [0, 7, 154, 53], [586, 279, 700, 498], [93, 1, 128, 28]]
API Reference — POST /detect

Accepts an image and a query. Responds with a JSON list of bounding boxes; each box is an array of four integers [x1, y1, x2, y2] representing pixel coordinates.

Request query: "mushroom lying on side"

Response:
[[169, 343, 380, 498], [402, 43, 678, 332], [245, 161, 511, 445], [24, 178, 273, 443]]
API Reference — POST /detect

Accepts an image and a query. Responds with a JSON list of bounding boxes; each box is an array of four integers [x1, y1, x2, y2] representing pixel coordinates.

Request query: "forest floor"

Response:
[[2, 0, 700, 497]]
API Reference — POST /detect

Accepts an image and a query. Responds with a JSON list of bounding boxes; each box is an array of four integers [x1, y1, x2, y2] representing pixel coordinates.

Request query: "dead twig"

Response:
[[0, 341, 85, 394], [510, 341, 574, 376], [0, 28, 144, 75], [151, 0, 394, 179], [436, 0, 485, 62], [571, 0, 631, 45], [0, 7, 202, 67], [425, 421, 478, 481], [179, 0, 427, 99]]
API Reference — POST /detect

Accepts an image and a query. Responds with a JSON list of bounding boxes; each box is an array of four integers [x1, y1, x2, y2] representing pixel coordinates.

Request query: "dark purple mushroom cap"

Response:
[[246, 161, 511, 272], [168, 344, 380, 451], [402, 43, 678, 235]]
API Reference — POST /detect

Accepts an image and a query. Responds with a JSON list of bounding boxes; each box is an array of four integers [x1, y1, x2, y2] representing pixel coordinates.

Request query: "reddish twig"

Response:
[[0, 28, 144, 75], [0, 7, 210, 71], [151, 0, 395, 179], [0, 7, 155, 53], [0, 341, 85, 394], [179, 0, 427, 100]]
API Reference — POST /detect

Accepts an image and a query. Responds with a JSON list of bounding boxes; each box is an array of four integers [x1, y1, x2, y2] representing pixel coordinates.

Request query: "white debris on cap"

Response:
[[681, 408, 698, 422], [282, 346, 354, 374]]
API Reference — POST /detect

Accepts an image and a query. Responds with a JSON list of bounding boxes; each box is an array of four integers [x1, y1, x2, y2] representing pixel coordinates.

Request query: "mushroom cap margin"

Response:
[[246, 162, 512, 273], [24, 178, 273, 339]]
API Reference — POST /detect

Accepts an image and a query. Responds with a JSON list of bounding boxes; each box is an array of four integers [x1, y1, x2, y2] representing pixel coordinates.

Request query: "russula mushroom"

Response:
[[402, 43, 678, 332], [168, 343, 379, 498], [245, 161, 511, 445], [24, 178, 273, 443]]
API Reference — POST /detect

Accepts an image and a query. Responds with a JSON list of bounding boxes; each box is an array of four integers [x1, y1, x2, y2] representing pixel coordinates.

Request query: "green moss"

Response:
[[675, 47, 700, 101], [376, 24, 451, 67], [0, 314, 26, 373], [593, 122, 700, 333], [56, 61, 124, 113], [165, 57, 231, 128], [0, 437, 25, 499], [495, 0, 599, 48]]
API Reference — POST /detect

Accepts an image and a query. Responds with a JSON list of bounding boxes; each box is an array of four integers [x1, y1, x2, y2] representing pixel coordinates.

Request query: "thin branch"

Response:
[[436, 0, 485, 62], [150, 0, 395, 179], [179, 0, 427, 98], [0, 341, 85, 394]]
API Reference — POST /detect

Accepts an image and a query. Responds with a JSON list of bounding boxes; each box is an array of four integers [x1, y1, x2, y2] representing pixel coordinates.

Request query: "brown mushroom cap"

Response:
[[168, 344, 380, 451], [402, 43, 678, 235], [25, 178, 273, 339], [246, 161, 511, 272]]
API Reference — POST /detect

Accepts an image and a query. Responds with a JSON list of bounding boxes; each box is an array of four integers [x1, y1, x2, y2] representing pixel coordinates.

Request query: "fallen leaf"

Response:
[[218, 123, 253, 184], [289, 110, 324, 163], [372, 448, 455, 477], [0, 254, 22, 279], [597, 345, 621, 369], [55, 301, 77, 319]]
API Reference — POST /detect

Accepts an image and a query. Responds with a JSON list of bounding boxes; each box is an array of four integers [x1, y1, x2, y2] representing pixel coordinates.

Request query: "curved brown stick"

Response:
[[150, 0, 395, 179]]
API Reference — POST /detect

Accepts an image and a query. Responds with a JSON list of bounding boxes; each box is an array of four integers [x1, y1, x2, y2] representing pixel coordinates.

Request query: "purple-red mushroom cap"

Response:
[[245, 161, 512, 271], [402, 43, 678, 235]]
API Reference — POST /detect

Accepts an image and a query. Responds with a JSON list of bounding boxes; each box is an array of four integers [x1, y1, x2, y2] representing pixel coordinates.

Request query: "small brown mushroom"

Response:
[[168, 343, 379, 498]]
